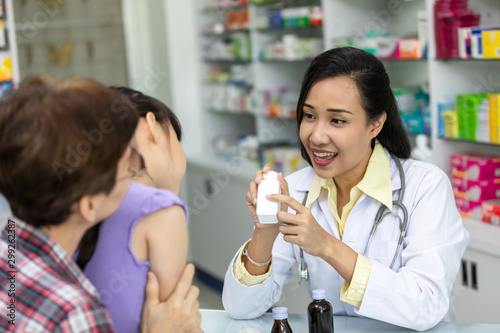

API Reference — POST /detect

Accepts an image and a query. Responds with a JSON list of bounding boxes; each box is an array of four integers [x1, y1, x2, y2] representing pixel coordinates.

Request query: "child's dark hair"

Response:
[[111, 86, 182, 141]]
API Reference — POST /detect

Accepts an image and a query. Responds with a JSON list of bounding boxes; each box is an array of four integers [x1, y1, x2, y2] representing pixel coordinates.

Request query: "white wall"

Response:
[[122, 0, 172, 103], [161, 0, 203, 159], [122, 0, 203, 159]]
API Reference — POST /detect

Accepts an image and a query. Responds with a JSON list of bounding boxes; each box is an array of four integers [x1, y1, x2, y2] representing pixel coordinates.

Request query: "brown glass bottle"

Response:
[[308, 289, 333, 333], [271, 307, 293, 333]]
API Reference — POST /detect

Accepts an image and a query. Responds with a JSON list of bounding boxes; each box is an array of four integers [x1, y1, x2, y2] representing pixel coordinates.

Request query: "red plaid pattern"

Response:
[[0, 218, 114, 332]]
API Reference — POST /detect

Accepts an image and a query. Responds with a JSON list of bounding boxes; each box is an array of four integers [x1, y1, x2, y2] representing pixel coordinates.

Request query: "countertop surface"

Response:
[[200, 309, 500, 333]]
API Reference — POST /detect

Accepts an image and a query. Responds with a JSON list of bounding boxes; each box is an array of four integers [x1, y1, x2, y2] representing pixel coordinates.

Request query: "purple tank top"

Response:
[[84, 182, 187, 333]]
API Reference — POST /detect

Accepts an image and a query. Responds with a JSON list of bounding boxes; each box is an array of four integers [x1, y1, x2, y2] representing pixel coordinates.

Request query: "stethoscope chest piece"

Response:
[[298, 248, 309, 284]]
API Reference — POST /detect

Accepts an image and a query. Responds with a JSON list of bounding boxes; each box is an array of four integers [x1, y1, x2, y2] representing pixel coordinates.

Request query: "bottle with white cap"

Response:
[[256, 171, 281, 224], [308, 289, 333, 333], [271, 307, 293, 333]]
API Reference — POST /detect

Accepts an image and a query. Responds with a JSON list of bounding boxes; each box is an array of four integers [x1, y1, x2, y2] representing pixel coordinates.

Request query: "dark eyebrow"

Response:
[[303, 103, 353, 114]]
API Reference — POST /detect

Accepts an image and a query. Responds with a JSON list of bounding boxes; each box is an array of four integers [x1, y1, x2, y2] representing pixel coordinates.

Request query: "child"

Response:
[[77, 87, 188, 333]]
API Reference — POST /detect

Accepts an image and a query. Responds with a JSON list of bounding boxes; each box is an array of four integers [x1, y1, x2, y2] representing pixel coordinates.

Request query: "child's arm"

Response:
[[133, 205, 188, 301]]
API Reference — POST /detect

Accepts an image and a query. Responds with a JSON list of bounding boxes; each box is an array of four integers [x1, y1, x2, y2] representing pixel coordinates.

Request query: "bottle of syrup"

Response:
[[308, 289, 333, 333], [271, 307, 293, 333]]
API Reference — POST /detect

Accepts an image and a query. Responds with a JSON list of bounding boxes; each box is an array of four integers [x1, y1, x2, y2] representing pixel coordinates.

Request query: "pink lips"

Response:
[[311, 149, 336, 167]]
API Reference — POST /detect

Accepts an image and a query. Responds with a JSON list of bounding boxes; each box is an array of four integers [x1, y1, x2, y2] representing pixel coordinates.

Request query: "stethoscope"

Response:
[[298, 154, 409, 284]]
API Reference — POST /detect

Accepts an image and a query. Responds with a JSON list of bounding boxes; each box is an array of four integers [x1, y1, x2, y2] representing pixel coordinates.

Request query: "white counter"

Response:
[[200, 309, 500, 333]]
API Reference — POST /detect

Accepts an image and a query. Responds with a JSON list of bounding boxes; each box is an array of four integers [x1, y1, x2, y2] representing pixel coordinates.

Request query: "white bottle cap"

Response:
[[263, 171, 278, 180], [312, 289, 326, 300], [272, 307, 288, 320]]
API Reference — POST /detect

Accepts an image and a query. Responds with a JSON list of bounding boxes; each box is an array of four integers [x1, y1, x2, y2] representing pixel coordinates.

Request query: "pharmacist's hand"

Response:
[[141, 264, 203, 333], [268, 193, 332, 258], [246, 164, 289, 230]]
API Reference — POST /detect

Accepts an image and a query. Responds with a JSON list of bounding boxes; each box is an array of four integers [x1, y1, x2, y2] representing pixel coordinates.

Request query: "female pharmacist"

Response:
[[222, 47, 470, 331]]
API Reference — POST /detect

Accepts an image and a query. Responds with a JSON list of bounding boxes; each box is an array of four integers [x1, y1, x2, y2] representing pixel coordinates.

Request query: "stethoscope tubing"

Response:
[[298, 153, 408, 283]]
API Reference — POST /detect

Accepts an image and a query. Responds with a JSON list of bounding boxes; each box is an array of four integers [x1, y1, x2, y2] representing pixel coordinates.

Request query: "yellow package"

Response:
[[442, 110, 458, 139], [488, 93, 500, 144], [482, 30, 500, 59]]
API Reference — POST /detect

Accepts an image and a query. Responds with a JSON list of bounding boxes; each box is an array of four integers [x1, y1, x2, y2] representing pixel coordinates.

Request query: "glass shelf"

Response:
[[256, 113, 296, 120], [203, 58, 252, 64], [252, 0, 321, 9], [204, 81, 253, 88], [436, 58, 500, 62], [256, 25, 322, 33], [258, 58, 314, 63], [438, 136, 500, 147], [202, 29, 250, 37], [208, 108, 255, 116], [199, 4, 248, 13], [380, 58, 428, 62]]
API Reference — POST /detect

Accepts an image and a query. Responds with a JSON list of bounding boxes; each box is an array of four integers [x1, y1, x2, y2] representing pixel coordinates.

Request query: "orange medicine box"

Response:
[[481, 199, 500, 225], [482, 198, 500, 215], [398, 38, 420, 59]]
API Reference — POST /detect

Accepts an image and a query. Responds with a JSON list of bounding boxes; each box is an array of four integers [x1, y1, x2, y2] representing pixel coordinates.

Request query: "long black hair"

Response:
[[296, 47, 411, 165], [76, 87, 182, 271]]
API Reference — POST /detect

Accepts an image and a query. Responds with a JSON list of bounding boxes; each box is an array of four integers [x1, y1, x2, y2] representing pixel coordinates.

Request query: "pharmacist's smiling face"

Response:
[[299, 76, 382, 184]]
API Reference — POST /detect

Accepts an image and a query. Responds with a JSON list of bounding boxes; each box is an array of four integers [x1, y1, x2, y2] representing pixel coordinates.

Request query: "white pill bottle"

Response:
[[256, 171, 281, 224]]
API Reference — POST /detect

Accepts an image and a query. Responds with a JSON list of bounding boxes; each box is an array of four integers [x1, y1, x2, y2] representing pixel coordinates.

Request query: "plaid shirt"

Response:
[[0, 218, 114, 332]]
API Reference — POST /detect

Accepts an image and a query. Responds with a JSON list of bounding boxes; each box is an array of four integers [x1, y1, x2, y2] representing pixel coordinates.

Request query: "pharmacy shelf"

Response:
[[202, 29, 250, 37], [380, 59, 428, 62], [258, 58, 315, 62], [203, 59, 252, 64], [463, 218, 500, 258], [256, 25, 323, 33], [436, 58, 500, 62], [199, 5, 248, 13], [253, 0, 321, 8], [208, 108, 255, 116], [438, 137, 500, 148]]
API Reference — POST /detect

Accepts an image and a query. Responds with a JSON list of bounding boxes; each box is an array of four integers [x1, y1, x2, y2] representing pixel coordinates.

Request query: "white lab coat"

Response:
[[222, 151, 470, 332]]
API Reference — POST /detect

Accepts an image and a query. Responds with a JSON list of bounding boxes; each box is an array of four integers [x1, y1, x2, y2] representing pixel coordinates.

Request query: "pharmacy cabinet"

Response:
[[195, 0, 430, 173], [453, 248, 500, 324], [452, 220, 500, 324], [428, 0, 500, 324]]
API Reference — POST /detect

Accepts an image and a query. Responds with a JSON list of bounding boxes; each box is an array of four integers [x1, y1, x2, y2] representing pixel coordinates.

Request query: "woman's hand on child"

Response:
[[141, 264, 202, 333]]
